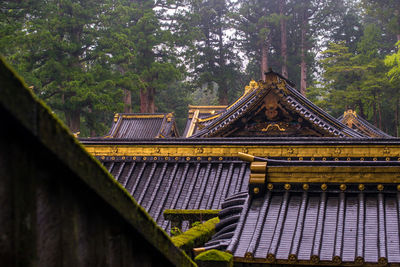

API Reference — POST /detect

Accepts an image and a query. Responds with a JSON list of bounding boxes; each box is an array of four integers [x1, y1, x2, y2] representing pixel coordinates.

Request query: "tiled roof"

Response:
[[107, 113, 179, 138], [191, 72, 363, 138], [206, 191, 400, 266], [338, 109, 392, 138], [100, 156, 249, 231]]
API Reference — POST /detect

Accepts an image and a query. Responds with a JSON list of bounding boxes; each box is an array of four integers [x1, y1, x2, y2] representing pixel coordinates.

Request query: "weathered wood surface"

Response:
[[0, 59, 194, 267]]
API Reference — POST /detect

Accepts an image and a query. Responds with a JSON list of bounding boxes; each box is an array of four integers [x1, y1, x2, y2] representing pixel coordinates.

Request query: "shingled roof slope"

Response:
[[191, 71, 364, 138], [206, 191, 400, 266], [108, 113, 179, 138], [99, 156, 249, 232], [338, 109, 392, 138]]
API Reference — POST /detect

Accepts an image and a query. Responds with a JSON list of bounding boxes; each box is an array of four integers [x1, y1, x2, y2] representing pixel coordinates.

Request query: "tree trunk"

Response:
[[140, 88, 148, 113], [218, 18, 228, 105], [123, 89, 132, 113], [65, 110, 80, 133], [140, 87, 155, 113], [147, 87, 155, 113], [300, 19, 307, 96], [261, 41, 269, 80], [280, 0, 288, 78]]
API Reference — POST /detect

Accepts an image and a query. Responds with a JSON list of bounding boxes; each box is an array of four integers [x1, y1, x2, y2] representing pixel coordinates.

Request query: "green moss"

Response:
[[195, 249, 233, 262], [171, 217, 219, 255], [0, 57, 195, 267], [164, 209, 221, 215]]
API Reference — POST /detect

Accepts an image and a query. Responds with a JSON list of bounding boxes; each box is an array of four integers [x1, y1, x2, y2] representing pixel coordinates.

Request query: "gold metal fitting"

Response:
[[133, 156, 137, 160], [208, 157, 212, 161], [267, 183, 274, 190], [253, 187, 260, 194], [153, 157, 157, 160], [303, 184, 309, 190], [340, 184, 347, 191], [186, 157, 191, 161], [245, 252, 253, 259], [197, 157, 201, 160], [397, 185, 400, 191], [377, 184, 384, 191], [284, 184, 291, 190], [358, 184, 365, 191], [219, 157, 223, 161], [143, 157, 147, 161], [164, 156, 169, 160], [321, 184, 328, 191], [251, 162, 267, 173], [238, 152, 255, 162]]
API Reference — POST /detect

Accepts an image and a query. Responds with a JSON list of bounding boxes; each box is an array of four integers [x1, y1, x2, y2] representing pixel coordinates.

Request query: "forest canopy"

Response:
[[1, 0, 399, 136]]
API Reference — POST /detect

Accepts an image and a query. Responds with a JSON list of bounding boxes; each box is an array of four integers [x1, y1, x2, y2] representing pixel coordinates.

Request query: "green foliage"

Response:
[[317, 21, 398, 135], [171, 217, 220, 255], [194, 249, 233, 262]]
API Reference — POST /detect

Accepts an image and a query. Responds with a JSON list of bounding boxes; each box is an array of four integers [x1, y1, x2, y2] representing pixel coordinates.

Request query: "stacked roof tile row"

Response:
[[101, 157, 249, 231], [107, 113, 178, 138], [206, 191, 400, 265]]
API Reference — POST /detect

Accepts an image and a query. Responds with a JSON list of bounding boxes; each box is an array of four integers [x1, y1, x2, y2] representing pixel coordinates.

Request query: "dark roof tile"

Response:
[[207, 191, 400, 265], [101, 158, 249, 232], [107, 113, 179, 138]]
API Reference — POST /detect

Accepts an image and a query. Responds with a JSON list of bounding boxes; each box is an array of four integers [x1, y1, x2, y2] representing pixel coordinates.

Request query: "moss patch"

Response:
[[195, 249, 233, 262], [171, 217, 219, 255]]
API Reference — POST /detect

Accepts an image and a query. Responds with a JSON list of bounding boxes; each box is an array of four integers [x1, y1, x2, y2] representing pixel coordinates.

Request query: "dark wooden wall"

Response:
[[0, 106, 178, 267]]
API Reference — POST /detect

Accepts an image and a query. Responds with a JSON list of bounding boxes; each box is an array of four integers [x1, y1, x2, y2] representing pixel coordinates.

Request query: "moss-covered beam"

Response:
[[195, 249, 233, 267], [171, 217, 219, 256]]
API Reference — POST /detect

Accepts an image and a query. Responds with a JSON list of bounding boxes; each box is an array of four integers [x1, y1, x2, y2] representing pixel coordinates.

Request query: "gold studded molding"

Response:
[[84, 144, 400, 158]]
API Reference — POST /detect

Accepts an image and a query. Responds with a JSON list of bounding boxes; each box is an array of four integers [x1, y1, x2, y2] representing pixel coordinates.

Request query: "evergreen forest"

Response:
[[1, 0, 400, 136]]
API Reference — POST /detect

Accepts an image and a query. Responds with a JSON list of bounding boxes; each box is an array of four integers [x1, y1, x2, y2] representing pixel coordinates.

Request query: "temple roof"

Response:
[[106, 113, 179, 138], [184, 105, 227, 137], [204, 155, 400, 266], [99, 155, 249, 232], [338, 109, 392, 138], [190, 71, 364, 138], [205, 190, 400, 266]]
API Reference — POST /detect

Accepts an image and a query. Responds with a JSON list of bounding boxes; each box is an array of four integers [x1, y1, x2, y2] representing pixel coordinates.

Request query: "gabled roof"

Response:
[[184, 105, 227, 137], [338, 109, 392, 138], [107, 113, 179, 138], [191, 71, 363, 138]]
